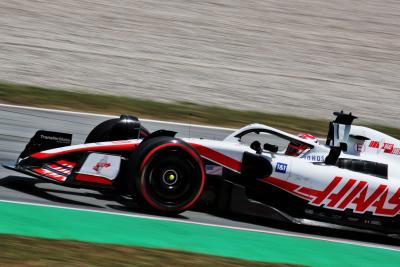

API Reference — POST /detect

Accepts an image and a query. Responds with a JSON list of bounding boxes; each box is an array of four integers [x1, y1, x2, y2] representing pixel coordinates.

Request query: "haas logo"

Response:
[[305, 177, 400, 217], [268, 176, 400, 217], [93, 160, 111, 172]]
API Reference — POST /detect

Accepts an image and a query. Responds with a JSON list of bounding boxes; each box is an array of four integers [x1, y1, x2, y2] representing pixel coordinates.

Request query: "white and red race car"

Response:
[[3, 112, 400, 235]]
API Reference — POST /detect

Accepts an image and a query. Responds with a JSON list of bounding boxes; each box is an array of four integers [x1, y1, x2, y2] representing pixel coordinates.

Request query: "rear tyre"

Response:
[[131, 138, 205, 215]]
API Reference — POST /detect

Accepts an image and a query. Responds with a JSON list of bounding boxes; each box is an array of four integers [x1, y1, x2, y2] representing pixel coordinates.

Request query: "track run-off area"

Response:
[[0, 104, 400, 266]]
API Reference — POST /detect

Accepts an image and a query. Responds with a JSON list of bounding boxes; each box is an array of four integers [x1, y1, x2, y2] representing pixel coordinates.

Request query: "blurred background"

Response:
[[0, 0, 399, 125]]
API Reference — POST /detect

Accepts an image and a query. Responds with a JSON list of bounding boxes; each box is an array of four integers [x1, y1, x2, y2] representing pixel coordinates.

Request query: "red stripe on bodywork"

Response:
[[47, 166, 71, 175], [263, 176, 313, 200], [327, 179, 357, 207], [311, 176, 342, 205], [264, 177, 346, 204], [337, 181, 367, 209], [264, 176, 299, 191], [32, 142, 139, 159], [75, 174, 113, 185], [190, 143, 241, 172], [297, 187, 321, 198], [32, 168, 66, 182], [56, 160, 76, 168]]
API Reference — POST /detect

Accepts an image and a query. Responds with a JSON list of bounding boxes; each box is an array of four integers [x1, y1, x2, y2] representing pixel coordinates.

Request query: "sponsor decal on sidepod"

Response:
[[275, 163, 288, 174], [303, 155, 325, 162], [369, 141, 400, 155], [289, 176, 400, 217]]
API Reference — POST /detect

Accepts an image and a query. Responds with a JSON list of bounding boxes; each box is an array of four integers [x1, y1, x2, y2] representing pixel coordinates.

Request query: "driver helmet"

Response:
[[285, 133, 318, 156], [298, 133, 319, 144]]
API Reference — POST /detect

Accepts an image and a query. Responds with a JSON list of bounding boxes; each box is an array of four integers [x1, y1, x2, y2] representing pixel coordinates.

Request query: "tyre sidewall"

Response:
[[129, 137, 205, 214]]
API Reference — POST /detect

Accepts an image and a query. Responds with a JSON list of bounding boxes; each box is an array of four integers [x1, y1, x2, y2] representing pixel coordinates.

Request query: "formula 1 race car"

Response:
[[2, 112, 400, 235]]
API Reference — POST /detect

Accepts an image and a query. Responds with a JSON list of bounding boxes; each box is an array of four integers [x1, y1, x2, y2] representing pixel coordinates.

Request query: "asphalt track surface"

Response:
[[0, 104, 399, 251]]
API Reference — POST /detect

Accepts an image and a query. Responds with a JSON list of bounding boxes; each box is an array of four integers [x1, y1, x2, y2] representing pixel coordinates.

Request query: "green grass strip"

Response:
[[0, 201, 398, 267], [0, 80, 398, 138], [0, 234, 297, 267]]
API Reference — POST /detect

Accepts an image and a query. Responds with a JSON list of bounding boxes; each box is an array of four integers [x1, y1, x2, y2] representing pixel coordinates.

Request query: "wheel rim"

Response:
[[161, 169, 179, 186]]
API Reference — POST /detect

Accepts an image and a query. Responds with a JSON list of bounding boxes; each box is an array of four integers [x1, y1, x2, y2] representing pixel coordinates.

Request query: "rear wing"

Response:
[[326, 111, 357, 149], [19, 130, 72, 160], [325, 111, 357, 165]]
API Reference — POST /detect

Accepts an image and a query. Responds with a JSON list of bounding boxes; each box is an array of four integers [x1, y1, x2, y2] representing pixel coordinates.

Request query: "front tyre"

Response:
[[133, 140, 205, 215]]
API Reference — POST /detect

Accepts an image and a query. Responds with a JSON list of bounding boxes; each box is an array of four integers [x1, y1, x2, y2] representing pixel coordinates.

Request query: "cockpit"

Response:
[[229, 126, 316, 157]]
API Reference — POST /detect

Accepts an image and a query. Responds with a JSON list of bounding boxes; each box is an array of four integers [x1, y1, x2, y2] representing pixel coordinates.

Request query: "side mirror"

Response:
[[250, 141, 262, 154], [263, 143, 278, 153]]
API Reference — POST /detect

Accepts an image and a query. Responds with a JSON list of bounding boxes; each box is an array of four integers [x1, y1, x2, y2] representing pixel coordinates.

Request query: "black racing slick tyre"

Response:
[[130, 137, 205, 215]]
